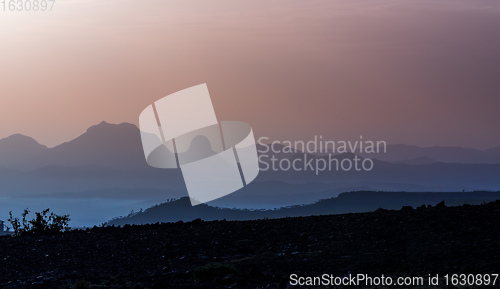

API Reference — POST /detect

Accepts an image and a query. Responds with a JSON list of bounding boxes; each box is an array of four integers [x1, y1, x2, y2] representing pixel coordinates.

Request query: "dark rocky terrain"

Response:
[[1, 201, 499, 289]]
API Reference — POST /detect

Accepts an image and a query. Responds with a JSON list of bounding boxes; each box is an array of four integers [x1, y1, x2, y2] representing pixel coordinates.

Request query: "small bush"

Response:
[[8, 208, 70, 236]]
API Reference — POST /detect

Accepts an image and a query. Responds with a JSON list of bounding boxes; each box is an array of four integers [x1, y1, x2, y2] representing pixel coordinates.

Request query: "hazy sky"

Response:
[[1, 0, 499, 149]]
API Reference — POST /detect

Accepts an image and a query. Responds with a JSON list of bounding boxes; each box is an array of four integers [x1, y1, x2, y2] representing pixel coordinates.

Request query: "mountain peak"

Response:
[[24, 120, 147, 170], [0, 133, 48, 167], [0, 133, 47, 149], [86, 121, 138, 133]]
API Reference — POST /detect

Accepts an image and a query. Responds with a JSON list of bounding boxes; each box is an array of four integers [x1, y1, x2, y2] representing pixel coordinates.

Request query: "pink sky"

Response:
[[1, 0, 499, 148]]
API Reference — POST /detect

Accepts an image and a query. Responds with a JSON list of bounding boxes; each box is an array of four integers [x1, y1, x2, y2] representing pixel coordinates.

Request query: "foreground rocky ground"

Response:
[[1, 201, 499, 289]]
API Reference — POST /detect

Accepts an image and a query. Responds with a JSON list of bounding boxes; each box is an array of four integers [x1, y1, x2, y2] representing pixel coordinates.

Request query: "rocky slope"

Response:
[[0, 201, 499, 288]]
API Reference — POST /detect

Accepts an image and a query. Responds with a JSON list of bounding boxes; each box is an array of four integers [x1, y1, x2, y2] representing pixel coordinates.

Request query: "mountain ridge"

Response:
[[107, 190, 500, 226], [0, 122, 146, 171], [0, 134, 48, 169], [2, 122, 500, 171]]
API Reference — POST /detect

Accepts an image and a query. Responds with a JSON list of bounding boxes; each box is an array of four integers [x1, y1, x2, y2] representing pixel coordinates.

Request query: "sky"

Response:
[[1, 0, 499, 149]]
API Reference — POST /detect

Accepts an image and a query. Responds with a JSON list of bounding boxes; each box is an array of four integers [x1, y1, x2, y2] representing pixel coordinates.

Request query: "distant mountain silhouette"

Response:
[[0, 134, 48, 169], [177, 135, 219, 165], [1, 122, 147, 171], [107, 191, 500, 226], [1, 121, 500, 206], [395, 156, 437, 165], [486, 147, 500, 162], [360, 144, 500, 164], [1, 122, 500, 171]]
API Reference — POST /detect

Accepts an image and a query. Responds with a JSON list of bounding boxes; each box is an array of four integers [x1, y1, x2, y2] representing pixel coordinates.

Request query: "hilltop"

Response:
[[107, 190, 500, 226]]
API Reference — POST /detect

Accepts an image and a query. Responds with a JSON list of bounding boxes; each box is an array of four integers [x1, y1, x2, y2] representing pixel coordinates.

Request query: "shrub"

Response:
[[8, 208, 70, 236]]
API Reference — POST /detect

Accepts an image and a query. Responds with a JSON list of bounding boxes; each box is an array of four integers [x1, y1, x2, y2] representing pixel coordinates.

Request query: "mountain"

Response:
[[486, 147, 500, 162], [4, 122, 147, 171], [359, 144, 500, 164], [107, 191, 500, 226], [2, 122, 500, 171], [396, 156, 437, 165], [0, 134, 48, 169], [1, 121, 500, 207]]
